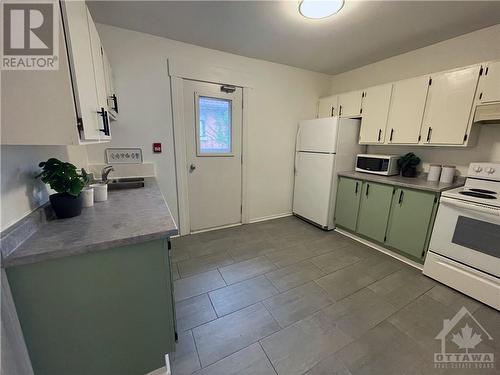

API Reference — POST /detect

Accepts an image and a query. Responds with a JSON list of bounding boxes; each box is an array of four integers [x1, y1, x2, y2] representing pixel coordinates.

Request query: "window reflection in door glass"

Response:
[[198, 96, 232, 155]]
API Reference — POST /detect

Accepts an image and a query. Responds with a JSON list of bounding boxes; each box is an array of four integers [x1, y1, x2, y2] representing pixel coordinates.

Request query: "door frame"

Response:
[[168, 57, 253, 235]]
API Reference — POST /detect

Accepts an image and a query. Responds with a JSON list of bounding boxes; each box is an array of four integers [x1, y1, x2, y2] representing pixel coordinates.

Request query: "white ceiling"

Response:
[[87, 1, 500, 75]]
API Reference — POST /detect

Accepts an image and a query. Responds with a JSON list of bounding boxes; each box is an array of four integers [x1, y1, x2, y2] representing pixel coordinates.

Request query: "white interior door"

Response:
[[293, 152, 335, 227], [183, 80, 243, 232]]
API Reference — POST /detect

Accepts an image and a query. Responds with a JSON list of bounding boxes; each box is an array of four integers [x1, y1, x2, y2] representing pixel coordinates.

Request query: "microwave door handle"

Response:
[[440, 197, 500, 216]]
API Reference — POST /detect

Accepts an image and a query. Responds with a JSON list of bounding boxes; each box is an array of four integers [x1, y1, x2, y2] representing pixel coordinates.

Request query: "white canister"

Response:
[[427, 164, 442, 182], [81, 187, 94, 207], [440, 165, 456, 184], [91, 183, 108, 202]]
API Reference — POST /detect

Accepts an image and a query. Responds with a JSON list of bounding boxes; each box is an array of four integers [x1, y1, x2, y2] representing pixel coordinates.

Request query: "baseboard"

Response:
[[248, 212, 293, 224], [335, 228, 423, 271]]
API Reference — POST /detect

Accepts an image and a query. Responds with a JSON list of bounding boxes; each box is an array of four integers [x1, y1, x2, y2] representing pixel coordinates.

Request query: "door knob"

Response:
[[189, 164, 196, 173]]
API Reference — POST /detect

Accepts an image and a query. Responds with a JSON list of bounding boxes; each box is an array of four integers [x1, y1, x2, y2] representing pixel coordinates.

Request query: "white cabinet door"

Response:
[[61, 1, 101, 141], [87, 8, 110, 140], [422, 65, 480, 145], [102, 50, 118, 118], [477, 61, 500, 104], [318, 95, 338, 118], [386, 76, 429, 144], [359, 84, 393, 144], [339, 90, 363, 118]]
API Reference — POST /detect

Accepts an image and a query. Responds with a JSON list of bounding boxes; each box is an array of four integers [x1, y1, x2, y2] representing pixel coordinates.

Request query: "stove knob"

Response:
[[473, 165, 483, 173], [486, 167, 495, 174]]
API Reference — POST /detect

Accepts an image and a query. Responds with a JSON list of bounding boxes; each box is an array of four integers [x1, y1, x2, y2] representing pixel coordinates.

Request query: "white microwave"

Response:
[[355, 154, 400, 176]]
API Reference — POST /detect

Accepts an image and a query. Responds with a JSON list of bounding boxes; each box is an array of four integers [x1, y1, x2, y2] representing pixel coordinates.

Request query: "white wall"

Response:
[[329, 24, 500, 175], [86, 24, 331, 225], [0, 145, 88, 231]]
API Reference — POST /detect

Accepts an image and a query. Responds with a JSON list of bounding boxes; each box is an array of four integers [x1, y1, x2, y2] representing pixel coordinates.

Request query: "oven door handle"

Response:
[[440, 197, 500, 216]]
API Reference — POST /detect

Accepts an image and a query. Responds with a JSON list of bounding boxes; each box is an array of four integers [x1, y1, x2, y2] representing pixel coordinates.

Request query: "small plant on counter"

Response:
[[398, 153, 421, 178], [35, 158, 89, 219]]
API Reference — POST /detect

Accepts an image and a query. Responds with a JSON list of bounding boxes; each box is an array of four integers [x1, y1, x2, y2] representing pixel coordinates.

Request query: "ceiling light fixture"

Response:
[[299, 0, 344, 19]]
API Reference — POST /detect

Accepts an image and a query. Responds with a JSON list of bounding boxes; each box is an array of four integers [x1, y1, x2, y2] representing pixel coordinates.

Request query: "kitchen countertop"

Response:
[[2, 178, 178, 268], [337, 171, 465, 193]]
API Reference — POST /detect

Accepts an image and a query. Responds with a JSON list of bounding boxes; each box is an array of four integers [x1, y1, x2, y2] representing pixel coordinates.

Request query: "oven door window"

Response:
[[452, 216, 500, 259]]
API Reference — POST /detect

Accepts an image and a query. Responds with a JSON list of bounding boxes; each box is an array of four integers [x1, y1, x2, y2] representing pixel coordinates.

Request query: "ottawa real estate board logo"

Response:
[[434, 306, 495, 370], [1, 1, 59, 70]]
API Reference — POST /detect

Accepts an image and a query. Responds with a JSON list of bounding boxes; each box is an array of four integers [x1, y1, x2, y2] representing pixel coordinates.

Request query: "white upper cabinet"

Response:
[[102, 50, 118, 120], [421, 65, 481, 145], [477, 61, 500, 104], [386, 75, 430, 145], [318, 95, 338, 118], [359, 84, 393, 144], [338, 90, 363, 118]]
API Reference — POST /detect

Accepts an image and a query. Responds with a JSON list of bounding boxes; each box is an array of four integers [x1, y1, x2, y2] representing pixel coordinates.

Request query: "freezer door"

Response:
[[297, 118, 338, 153], [293, 152, 335, 227]]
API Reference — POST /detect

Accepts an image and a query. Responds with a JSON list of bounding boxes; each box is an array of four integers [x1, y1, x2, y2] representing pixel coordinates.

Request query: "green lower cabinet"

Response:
[[385, 188, 437, 260], [6, 239, 176, 375], [334, 177, 362, 231], [356, 182, 394, 243]]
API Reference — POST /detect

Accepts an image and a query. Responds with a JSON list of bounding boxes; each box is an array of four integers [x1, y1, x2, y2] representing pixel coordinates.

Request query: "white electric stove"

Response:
[[423, 162, 500, 310]]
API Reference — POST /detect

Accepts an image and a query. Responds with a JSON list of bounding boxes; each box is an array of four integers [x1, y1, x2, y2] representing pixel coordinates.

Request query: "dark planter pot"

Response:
[[49, 193, 83, 219], [401, 166, 417, 178]]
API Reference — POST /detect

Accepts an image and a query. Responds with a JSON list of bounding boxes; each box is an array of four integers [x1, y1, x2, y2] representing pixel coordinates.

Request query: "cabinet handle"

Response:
[[377, 129, 382, 142], [398, 190, 404, 205], [389, 128, 394, 142], [426, 127, 432, 142], [366, 183, 370, 197], [355, 181, 359, 194], [98, 107, 110, 136], [339, 105, 343, 116], [112, 94, 118, 113], [331, 106, 334, 117]]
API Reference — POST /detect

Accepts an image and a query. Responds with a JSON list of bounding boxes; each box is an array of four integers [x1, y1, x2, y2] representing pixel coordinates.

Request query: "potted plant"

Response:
[[36, 158, 89, 219], [398, 153, 421, 178]]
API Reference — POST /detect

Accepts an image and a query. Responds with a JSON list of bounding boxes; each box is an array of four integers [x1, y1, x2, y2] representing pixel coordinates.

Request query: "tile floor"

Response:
[[167, 216, 499, 375]]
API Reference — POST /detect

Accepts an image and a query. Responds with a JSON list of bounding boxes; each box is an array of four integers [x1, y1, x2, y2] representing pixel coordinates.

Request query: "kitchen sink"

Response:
[[107, 178, 145, 190]]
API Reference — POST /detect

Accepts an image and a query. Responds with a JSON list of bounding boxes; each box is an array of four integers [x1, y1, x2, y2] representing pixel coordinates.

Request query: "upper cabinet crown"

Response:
[[1, 0, 117, 145]]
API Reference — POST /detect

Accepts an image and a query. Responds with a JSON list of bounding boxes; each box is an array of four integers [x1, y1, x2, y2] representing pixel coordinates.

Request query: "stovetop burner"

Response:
[[459, 191, 497, 199], [469, 188, 497, 195]]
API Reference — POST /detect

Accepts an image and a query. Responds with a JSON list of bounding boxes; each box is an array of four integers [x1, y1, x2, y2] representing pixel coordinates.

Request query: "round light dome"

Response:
[[299, 0, 344, 19]]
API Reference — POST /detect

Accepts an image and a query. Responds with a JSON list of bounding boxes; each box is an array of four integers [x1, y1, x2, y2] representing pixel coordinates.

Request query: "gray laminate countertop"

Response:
[[2, 178, 178, 268], [337, 171, 465, 193]]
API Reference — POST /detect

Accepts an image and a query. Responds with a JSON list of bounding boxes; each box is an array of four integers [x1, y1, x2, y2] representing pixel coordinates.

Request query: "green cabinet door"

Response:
[[385, 188, 437, 260], [356, 182, 394, 243], [335, 177, 362, 231]]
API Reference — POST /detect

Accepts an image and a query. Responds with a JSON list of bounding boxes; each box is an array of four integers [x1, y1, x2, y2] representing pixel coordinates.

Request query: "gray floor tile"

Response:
[[315, 254, 401, 301], [367, 267, 435, 309], [193, 303, 280, 367], [193, 343, 276, 375], [265, 242, 334, 268], [260, 311, 353, 375], [209, 275, 279, 317], [322, 288, 399, 339], [170, 330, 201, 375], [263, 282, 333, 328], [303, 353, 352, 375], [177, 251, 234, 278], [174, 270, 226, 302], [310, 248, 362, 274], [265, 260, 325, 292], [424, 283, 482, 313], [176, 294, 217, 332], [219, 256, 276, 284], [336, 321, 430, 375], [228, 240, 277, 262]]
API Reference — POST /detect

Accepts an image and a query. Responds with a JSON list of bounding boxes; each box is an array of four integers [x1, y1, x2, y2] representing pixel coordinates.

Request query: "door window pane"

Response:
[[197, 96, 232, 155]]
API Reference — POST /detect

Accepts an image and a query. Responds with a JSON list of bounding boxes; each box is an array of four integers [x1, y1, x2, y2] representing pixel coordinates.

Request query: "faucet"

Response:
[[101, 166, 114, 182]]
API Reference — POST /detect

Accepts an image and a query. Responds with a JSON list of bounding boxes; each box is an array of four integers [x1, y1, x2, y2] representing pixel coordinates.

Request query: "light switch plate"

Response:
[[105, 148, 143, 164]]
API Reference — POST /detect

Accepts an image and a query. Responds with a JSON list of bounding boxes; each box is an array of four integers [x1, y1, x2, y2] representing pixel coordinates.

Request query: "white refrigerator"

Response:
[[293, 117, 364, 230]]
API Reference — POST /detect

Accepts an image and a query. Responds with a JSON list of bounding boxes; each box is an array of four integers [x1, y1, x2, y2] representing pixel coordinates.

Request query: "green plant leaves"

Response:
[[35, 158, 87, 196]]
